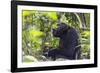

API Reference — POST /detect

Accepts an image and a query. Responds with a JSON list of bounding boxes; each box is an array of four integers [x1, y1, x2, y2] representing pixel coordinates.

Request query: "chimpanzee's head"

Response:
[[52, 23, 70, 37]]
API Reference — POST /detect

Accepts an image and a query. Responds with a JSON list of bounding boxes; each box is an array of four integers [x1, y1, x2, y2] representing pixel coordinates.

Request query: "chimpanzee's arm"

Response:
[[65, 28, 79, 48]]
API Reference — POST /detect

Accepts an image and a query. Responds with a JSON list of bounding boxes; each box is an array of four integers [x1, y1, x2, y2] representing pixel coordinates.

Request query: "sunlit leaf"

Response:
[[22, 11, 38, 16], [52, 24, 57, 29], [39, 12, 58, 21], [30, 30, 45, 36], [23, 58, 33, 62], [81, 31, 90, 38], [47, 12, 58, 20], [23, 55, 38, 62]]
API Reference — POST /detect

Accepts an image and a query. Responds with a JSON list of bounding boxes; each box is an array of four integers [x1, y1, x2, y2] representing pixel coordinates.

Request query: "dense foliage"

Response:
[[22, 10, 90, 62]]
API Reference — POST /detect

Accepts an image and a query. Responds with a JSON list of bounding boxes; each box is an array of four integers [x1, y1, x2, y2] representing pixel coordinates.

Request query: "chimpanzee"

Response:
[[44, 23, 80, 60]]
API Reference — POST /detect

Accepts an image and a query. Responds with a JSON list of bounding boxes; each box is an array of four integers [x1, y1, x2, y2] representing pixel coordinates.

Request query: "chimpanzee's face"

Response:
[[52, 23, 69, 37]]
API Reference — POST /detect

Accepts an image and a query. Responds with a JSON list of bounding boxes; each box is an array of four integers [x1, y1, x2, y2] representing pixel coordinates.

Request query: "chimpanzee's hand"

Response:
[[43, 52, 48, 58], [43, 49, 57, 61]]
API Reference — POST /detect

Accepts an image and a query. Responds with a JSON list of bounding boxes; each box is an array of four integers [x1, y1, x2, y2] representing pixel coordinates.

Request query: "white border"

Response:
[[17, 5, 94, 68]]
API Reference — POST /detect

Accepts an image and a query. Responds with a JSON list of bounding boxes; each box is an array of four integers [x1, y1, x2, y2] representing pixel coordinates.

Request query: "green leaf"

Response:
[[40, 12, 58, 21], [23, 58, 33, 62], [47, 12, 58, 20], [81, 31, 90, 38], [52, 24, 57, 29], [30, 30, 45, 37], [22, 11, 38, 16], [23, 56, 38, 62]]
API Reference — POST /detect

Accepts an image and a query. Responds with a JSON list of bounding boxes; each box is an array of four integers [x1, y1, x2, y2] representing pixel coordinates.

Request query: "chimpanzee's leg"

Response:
[[48, 49, 61, 60], [48, 48, 75, 60], [59, 49, 75, 60]]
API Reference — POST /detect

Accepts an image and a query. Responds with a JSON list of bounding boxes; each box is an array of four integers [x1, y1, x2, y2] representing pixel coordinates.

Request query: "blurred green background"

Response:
[[22, 10, 90, 62]]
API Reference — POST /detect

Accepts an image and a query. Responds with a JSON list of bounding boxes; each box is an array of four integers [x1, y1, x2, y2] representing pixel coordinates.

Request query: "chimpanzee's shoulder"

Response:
[[68, 27, 77, 33]]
